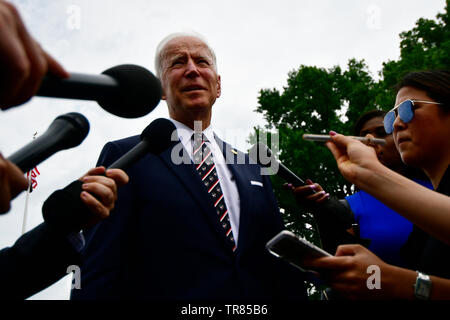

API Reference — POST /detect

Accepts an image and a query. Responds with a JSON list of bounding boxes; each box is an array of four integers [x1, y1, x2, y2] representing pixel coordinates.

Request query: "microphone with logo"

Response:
[[42, 118, 176, 232], [37, 64, 162, 118]]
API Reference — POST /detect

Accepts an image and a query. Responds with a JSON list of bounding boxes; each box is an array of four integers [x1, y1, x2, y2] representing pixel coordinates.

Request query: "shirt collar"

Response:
[[169, 118, 215, 144]]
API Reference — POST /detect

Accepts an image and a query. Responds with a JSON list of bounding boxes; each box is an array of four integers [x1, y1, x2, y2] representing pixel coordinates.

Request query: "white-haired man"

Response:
[[72, 33, 307, 300]]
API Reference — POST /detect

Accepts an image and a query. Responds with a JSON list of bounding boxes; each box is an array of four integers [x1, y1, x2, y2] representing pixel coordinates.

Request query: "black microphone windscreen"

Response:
[[8, 112, 90, 173], [141, 118, 177, 154], [106, 118, 176, 170], [54, 112, 90, 148], [98, 64, 162, 118]]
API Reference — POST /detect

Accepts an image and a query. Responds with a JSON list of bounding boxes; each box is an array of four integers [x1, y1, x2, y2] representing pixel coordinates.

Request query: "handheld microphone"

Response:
[[107, 118, 176, 169], [249, 142, 310, 188], [37, 64, 162, 118], [42, 118, 176, 232], [8, 112, 89, 173], [249, 145, 353, 228]]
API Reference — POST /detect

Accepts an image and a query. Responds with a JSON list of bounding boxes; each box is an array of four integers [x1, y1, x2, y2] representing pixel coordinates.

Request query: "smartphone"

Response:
[[266, 230, 332, 274]]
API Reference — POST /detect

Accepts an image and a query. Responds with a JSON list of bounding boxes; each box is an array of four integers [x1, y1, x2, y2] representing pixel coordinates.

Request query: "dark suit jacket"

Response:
[[71, 133, 306, 300], [0, 222, 81, 299]]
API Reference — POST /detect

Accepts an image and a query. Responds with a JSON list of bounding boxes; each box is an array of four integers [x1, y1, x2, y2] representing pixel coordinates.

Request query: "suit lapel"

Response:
[[158, 138, 235, 253]]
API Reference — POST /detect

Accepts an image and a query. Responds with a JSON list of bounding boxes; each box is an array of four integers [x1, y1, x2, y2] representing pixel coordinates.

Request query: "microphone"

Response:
[[248, 142, 310, 188], [107, 118, 176, 169], [249, 144, 354, 228], [37, 64, 162, 118], [42, 118, 176, 232], [8, 112, 89, 173]]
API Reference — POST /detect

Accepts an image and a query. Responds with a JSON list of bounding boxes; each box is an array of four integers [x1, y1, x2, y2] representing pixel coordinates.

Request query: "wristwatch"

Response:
[[414, 271, 432, 300]]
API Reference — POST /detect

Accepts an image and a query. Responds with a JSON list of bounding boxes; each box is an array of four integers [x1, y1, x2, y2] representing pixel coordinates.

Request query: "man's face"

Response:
[[160, 36, 221, 121]]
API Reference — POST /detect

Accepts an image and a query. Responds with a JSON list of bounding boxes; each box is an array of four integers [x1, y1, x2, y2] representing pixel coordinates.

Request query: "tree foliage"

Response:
[[377, 0, 450, 108], [252, 1, 450, 253]]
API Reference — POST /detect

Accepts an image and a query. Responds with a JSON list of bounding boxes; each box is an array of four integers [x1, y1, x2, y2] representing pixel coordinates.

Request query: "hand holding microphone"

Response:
[[0, 0, 69, 110], [0, 2, 162, 118], [42, 118, 176, 231], [284, 179, 330, 207], [4, 111, 129, 229], [0, 112, 88, 216], [77, 166, 129, 229], [37, 64, 162, 118]]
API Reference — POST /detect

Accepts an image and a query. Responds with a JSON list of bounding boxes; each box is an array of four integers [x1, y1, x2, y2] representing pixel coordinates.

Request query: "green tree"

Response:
[[254, 0, 450, 245], [252, 1, 450, 299], [253, 60, 375, 242], [251, 60, 375, 299], [377, 0, 450, 109]]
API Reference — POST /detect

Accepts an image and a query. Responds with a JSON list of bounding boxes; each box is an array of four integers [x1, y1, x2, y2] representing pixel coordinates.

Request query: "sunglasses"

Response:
[[383, 99, 443, 134]]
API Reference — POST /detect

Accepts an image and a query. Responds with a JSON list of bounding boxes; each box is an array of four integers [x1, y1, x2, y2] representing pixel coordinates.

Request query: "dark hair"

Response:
[[353, 109, 386, 136], [396, 70, 450, 108]]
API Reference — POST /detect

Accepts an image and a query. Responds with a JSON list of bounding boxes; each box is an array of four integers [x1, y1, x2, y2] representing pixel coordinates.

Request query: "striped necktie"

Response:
[[192, 133, 236, 252]]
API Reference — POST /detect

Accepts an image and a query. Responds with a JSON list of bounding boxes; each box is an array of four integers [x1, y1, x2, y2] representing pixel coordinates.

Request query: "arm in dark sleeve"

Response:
[[310, 197, 370, 254], [263, 174, 308, 300], [71, 140, 135, 300], [0, 221, 81, 300]]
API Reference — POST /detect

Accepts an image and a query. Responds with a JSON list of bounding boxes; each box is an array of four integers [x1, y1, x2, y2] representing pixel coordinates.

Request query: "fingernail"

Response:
[[306, 179, 313, 184], [318, 190, 326, 195], [81, 191, 88, 198], [288, 183, 293, 188], [309, 184, 317, 190], [325, 193, 330, 198], [329, 131, 337, 136], [82, 183, 88, 189]]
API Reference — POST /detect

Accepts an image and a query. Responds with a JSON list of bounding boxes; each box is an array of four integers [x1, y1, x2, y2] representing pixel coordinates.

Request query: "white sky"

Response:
[[1, 0, 446, 300]]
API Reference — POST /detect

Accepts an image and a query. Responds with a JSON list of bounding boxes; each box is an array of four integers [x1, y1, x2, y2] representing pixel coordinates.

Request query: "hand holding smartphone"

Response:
[[266, 230, 332, 281]]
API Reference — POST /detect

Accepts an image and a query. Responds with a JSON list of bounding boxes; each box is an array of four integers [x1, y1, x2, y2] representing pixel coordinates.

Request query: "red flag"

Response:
[[26, 167, 40, 192]]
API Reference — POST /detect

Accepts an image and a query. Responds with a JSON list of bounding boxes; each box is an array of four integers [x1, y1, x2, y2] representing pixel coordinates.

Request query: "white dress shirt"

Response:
[[169, 118, 241, 245]]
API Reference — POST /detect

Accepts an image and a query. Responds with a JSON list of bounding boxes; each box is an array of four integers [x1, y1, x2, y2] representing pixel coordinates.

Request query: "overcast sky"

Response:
[[1, 0, 446, 300]]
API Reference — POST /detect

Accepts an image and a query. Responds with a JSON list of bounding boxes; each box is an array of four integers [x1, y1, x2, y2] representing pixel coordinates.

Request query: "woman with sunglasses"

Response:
[[303, 70, 450, 299], [287, 110, 432, 268]]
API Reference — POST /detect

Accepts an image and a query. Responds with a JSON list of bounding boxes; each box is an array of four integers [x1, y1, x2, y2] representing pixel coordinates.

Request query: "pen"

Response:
[[303, 134, 386, 145]]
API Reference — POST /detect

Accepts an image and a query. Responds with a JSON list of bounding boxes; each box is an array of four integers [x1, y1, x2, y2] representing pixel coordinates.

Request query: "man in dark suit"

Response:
[[71, 33, 306, 300]]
